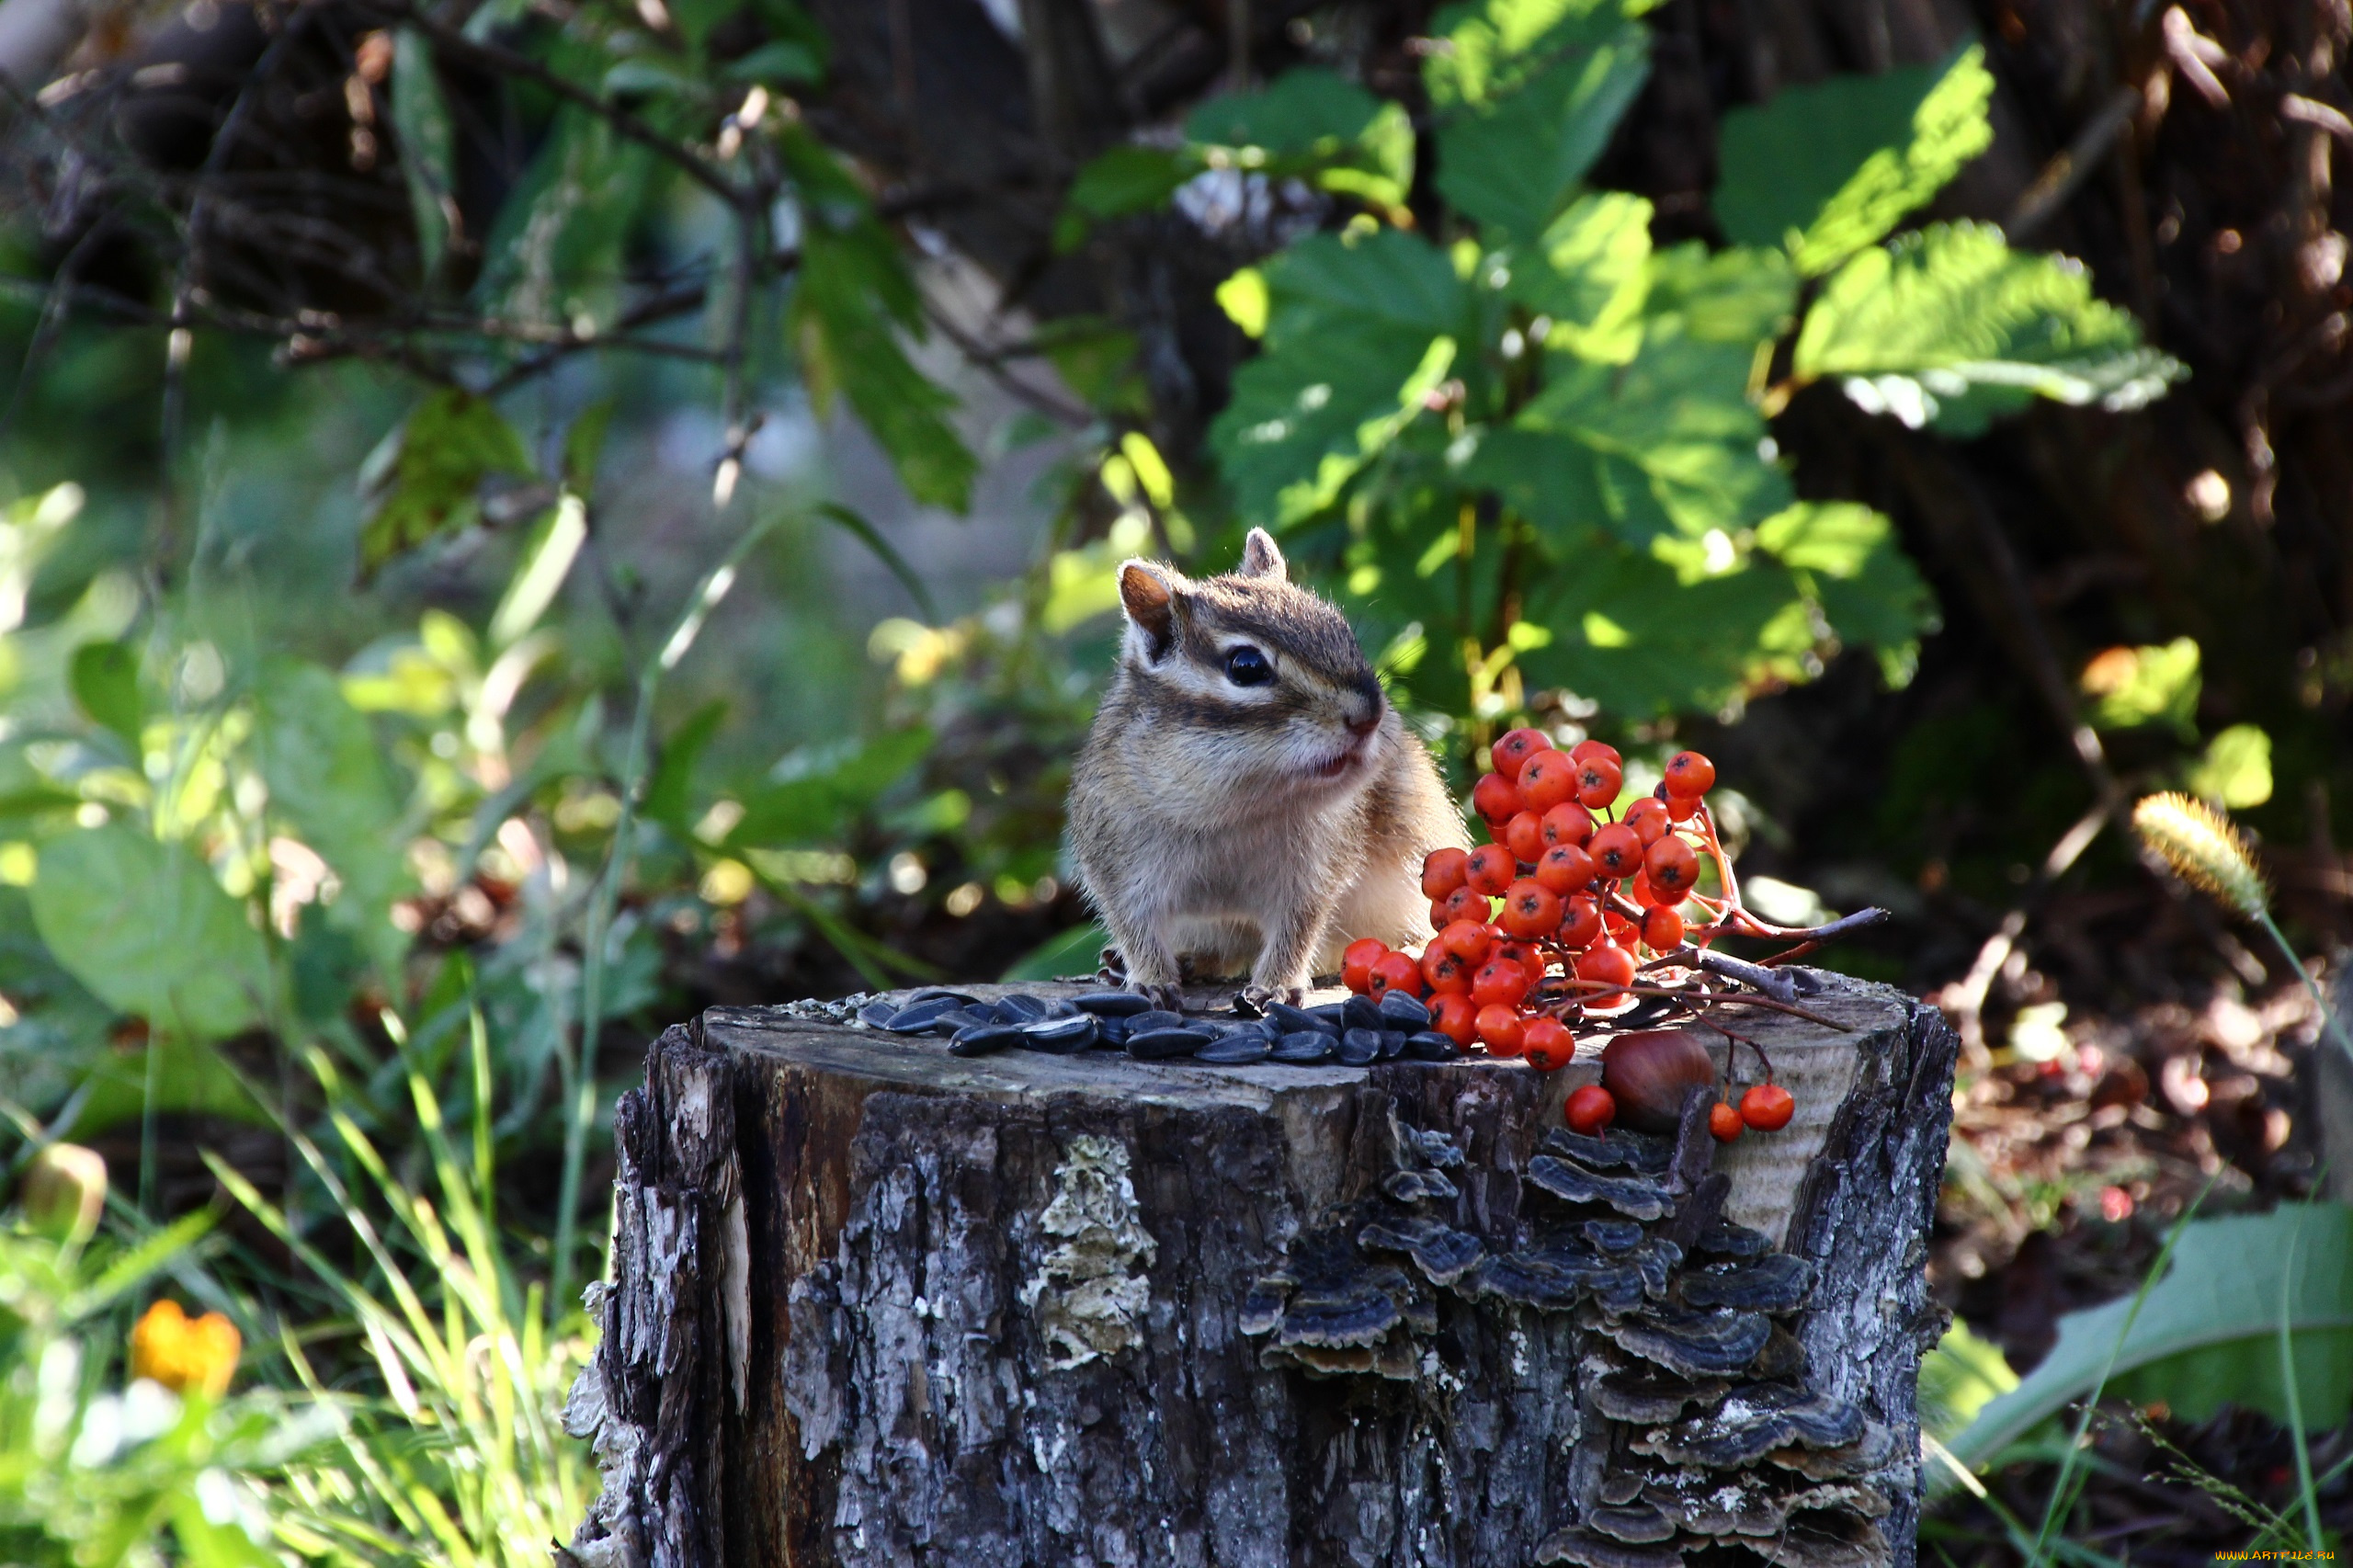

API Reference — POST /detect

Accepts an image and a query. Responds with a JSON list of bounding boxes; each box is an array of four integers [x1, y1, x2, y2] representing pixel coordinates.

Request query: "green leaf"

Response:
[[251, 661, 411, 972], [790, 221, 978, 511], [1499, 323, 1790, 548], [1948, 1204, 2353, 1467], [1210, 231, 1464, 524], [1506, 190, 1654, 362], [816, 501, 938, 621], [562, 398, 617, 496], [68, 640, 142, 747], [1184, 69, 1415, 210], [721, 40, 823, 85], [726, 726, 933, 848], [1515, 535, 1814, 716], [1187, 68, 1386, 153], [391, 29, 458, 283], [1920, 1318, 2020, 1445], [358, 390, 534, 573], [1429, 0, 1652, 241], [1793, 221, 2185, 435], [1001, 923, 1109, 983], [642, 700, 728, 836], [1056, 145, 1198, 251], [1643, 240, 1797, 344], [1716, 42, 1995, 275], [2188, 723, 2273, 810], [28, 825, 271, 1040], [1754, 500, 1935, 652], [2079, 636, 2200, 734]]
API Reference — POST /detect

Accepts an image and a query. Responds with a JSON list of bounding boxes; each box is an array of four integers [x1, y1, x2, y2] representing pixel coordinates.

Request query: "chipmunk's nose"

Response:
[[1346, 679, 1384, 737]]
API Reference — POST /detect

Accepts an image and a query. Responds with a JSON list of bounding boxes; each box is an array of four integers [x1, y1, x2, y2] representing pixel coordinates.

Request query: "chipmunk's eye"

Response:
[[1223, 645, 1273, 687]]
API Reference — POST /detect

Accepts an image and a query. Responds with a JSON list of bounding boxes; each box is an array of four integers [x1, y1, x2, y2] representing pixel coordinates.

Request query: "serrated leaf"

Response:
[[1948, 1204, 2353, 1467], [1506, 190, 1653, 361], [1794, 221, 2184, 435], [1185, 69, 1415, 210], [1210, 231, 1464, 523], [1755, 500, 1935, 651], [1514, 536, 1813, 716], [28, 825, 272, 1040], [68, 640, 142, 747], [1643, 240, 1797, 344], [1431, 14, 1652, 241], [1502, 324, 1790, 547], [1717, 42, 1994, 275], [790, 221, 977, 511], [358, 391, 534, 573]]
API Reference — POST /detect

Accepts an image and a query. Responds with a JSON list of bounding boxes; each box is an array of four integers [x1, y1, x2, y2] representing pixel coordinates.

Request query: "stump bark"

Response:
[[563, 972, 1958, 1568]]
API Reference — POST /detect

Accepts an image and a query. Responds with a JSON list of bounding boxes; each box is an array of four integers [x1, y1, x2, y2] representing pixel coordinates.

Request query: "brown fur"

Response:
[[1068, 528, 1470, 1006]]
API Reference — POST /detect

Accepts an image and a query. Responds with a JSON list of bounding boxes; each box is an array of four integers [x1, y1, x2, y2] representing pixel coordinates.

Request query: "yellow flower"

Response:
[[2131, 791, 2267, 919], [129, 1299, 241, 1399]]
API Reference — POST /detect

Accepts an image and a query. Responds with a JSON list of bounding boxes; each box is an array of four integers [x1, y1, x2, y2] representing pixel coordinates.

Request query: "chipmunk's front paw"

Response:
[[1238, 982, 1306, 1014]]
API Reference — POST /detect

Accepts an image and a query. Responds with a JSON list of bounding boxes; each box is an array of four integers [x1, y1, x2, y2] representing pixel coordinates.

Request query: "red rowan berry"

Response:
[[1421, 847, 1471, 899], [1523, 1017, 1574, 1072], [1500, 879, 1563, 939], [1342, 938, 1388, 994], [1475, 1005, 1527, 1056], [1556, 894, 1603, 948], [1470, 959, 1531, 1009], [1574, 943, 1637, 991], [1574, 755, 1622, 811], [1709, 1101, 1745, 1142], [1539, 803, 1594, 849], [1641, 905, 1685, 951], [1622, 798, 1670, 846], [1465, 845, 1516, 896], [1369, 951, 1425, 1000], [1422, 943, 1473, 994], [1430, 992, 1479, 1047], [1664, 750, 1715, 798], [1430, 886, 1486, 929], [1588, 823, 1643, 879], [1517, 750, 1577, 812], [1664, 791, 1699, 822], [1570, 739, 1621, 768], [1471, 771, 1522, 824], [1495, 939, 1547, 986], [1740, 1083, 1795, 1131], [1439, 920, 1495, 965], [1535, 842, 1596, 896], [1504, 811, 1547, 866], [1565, 1084, 1617, 1135], [1644, 835, 1699, 895], [1491, 727, 1549, 781]]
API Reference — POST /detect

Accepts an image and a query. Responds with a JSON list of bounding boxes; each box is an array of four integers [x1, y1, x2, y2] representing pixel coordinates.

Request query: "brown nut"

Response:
[[1599, 1028, 1716, 1133]]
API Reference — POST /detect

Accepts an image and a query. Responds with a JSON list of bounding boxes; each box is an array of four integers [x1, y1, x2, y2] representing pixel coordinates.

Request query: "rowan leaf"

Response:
[[1717, 42, 1995, 275], [1793, 222, 2184, 435]]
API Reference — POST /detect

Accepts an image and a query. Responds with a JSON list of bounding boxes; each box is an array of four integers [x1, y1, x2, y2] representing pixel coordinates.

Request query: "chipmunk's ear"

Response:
[[1119, 560, 1181, 661], [1237, 527, 1288, 582]]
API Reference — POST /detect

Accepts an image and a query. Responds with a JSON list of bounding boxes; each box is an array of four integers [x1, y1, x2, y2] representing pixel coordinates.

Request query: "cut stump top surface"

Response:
[[702, 973, 1903, 1246]]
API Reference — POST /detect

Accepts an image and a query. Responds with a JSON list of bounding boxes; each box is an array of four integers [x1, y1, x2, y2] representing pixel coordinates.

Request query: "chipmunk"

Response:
[[1068, 528, 1469, 1010]]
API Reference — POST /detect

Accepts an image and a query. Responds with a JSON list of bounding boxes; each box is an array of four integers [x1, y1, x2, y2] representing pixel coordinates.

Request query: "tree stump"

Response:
[[563, 972, 1958, 1568]]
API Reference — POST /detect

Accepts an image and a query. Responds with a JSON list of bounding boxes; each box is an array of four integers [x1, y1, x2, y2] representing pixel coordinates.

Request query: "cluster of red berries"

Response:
[[1342, 731, 1722, 1067], [1339, 731, 1797, 1138]]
